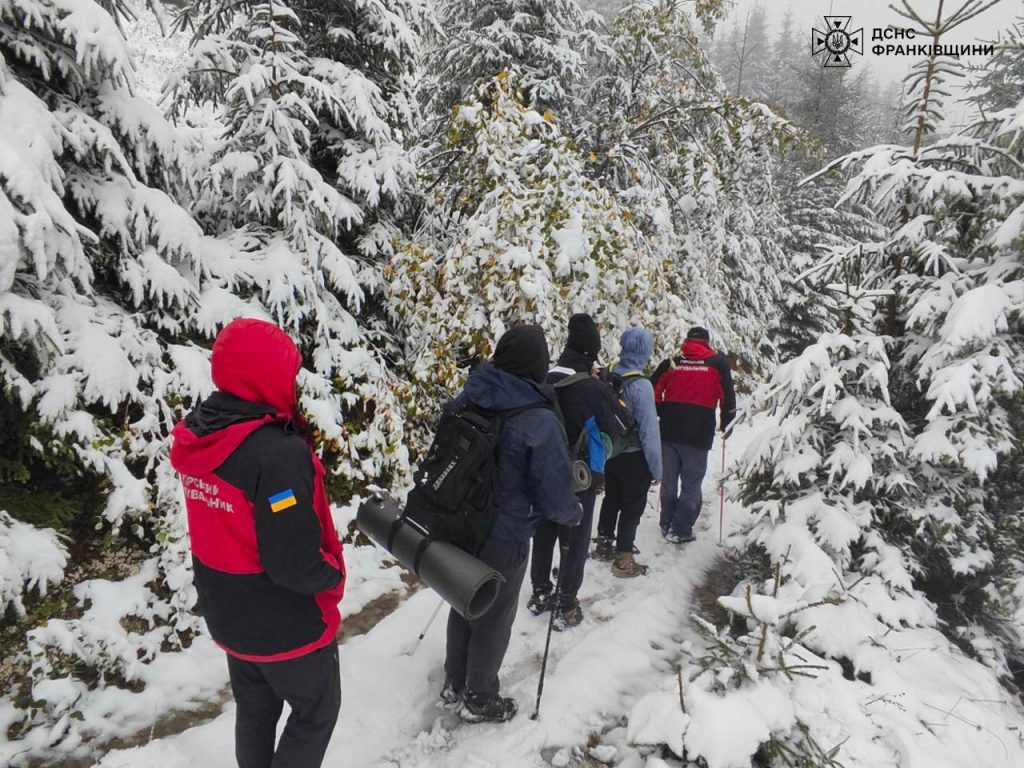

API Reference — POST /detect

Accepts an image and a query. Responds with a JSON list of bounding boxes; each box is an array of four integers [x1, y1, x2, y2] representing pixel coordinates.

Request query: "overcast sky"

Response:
[[717, 0, 1021, 126]]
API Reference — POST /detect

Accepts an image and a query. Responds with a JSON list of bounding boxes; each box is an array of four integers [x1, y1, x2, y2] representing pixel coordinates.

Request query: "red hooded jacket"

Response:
[[170, 319, 345, 662], [653, 339, 736, 451]]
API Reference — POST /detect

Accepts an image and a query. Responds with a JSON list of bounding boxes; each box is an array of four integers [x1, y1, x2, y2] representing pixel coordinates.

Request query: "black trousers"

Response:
[[597, 451, 653, 553], [530, 485, 597, 607], [227, 643, 341, 768], [444, 536, 528, 697]]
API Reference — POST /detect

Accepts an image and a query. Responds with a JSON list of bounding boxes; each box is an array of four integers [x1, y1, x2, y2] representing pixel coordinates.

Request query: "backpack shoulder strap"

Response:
[[484, 401, 558, 444], [459, 401, 551, 428], [553, 372, 591, 389], [499, 401, 553, 421], [449, 402, 501, 433]]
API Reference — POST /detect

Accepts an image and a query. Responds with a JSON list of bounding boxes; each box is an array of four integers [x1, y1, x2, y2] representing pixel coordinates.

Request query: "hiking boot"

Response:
[[439, 682, 463, 709], [553, 601, 584, 632], [527, 588, 553, 616], [459, 693, 518, 723], [592, 536, 615, 561], [612, 552, 648, 578]]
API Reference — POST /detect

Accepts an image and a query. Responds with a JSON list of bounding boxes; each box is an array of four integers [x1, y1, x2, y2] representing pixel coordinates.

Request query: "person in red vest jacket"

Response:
[[170, 318, 345, 768], [653, 327, 736, 544]]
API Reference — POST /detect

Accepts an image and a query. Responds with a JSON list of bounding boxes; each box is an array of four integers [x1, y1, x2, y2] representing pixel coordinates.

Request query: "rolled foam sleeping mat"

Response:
[[356, 495, 504, 621]]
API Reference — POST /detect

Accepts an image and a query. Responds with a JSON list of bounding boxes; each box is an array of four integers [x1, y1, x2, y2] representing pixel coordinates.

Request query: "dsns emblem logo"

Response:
[[811, 16, 864, 67]]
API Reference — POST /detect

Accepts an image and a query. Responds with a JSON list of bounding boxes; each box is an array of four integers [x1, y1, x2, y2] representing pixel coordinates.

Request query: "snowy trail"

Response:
[[95, 440, 745, 768]]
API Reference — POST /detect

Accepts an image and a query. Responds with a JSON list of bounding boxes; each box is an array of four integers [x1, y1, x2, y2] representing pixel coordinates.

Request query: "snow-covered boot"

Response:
[[665, 532, 696, 545], [439, 682, 463, 709], [459, 693, 518, 723], [553, 600, 584, 632], [527, 587, 553, 616], [612, 552, 648, 578], [592, 536, 615, 561]]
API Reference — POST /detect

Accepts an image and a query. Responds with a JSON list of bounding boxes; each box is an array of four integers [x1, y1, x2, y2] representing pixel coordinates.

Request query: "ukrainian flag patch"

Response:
[[269, 489, 298, 513]]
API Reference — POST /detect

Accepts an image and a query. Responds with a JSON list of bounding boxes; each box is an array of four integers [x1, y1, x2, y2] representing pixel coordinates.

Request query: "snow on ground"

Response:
[[93, 421, 1024, 768], [0, 501, 404, 767], [95, 522, 721, 768], [94, 433, 743, 768]]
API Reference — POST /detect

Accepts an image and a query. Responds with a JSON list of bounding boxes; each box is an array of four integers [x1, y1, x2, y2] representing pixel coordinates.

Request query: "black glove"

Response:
[[721, 410, 736, 432]]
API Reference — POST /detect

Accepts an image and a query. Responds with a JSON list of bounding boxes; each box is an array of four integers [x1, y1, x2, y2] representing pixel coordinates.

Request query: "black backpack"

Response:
[[554, 370, 639, 461], [601, 369, 643, 455], [552, 371, 593, 461], [399, 402, 545, 557], [551, 372, 597, 490]]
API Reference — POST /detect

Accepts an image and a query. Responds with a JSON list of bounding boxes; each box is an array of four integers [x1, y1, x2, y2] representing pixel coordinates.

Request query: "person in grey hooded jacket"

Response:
[[595, 328, 662, 577]]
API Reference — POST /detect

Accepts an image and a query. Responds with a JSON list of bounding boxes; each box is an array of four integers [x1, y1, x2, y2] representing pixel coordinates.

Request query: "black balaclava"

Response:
[[566, 313, 601, 362], [492, 324, 550, 384]]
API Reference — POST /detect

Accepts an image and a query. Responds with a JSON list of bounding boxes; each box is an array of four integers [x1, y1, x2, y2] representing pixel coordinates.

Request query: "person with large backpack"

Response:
[[169, 319, 345, 768], [440, 324, 581, 723], [654, 326, 736, 543], [594, 328, 662, 577], [527, 314, 629, 630]]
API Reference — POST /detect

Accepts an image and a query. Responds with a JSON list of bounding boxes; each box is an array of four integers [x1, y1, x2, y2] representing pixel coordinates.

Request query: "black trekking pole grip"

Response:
[[532, 541, 570, 720]]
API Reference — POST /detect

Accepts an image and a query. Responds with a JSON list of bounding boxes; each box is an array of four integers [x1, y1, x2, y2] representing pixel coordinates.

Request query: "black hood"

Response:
[[184, 391, 276, 438], [566, 313, 601, 361], [556, 347, 595, 375], [492, 325, 550, 384], [463, 364, 555, 411]]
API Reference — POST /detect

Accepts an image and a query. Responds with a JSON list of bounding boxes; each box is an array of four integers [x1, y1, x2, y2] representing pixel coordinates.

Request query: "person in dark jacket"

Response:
[[595, 328, 662, 577], [528, 314, 626, 630], [170, 318, 345, 768], [653, 326, 736, 543], [442, 324, 581, 723]]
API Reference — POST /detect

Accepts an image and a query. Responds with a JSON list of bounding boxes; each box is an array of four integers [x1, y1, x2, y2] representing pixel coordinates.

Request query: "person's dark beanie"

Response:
[[492, 324, 550, 384], [566, 313, 601, 361], [686, 326, 710, 342]]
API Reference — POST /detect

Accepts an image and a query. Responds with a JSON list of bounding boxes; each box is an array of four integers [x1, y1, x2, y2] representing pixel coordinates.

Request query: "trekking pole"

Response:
[[718, 436, 727, 547], [532, 541, 569, 720], [406, 598, 444, 657]]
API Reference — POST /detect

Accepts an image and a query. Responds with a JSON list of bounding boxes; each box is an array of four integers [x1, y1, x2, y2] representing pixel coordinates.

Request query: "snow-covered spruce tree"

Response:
[[628, 282, 934, 767], [625, 267, 1024, 765], [710, 4, 770, 100], [583, 0, 789, 364], [810, 0, 1024, 674], [0, 0, 234, 754], [774, 167, 884, 361], [167, 0, 427, 494], [763, 10, 899, 363], [174, 0, 427, 265], [421, 0, 605, 127], [771, 91, 888, 363], [732, 282, 934, 756], [784, 56, 880, 157], [753, 6, 901, 153], [968, 11, 1024, 114], [755, 2, 797, 109], [391, 73, 685, 432], [667, 278, 1014, 765]]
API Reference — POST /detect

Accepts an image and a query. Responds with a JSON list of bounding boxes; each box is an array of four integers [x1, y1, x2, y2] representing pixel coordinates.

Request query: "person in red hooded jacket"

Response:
[[170, 318, 345, 768], [652, 326, 736, 544]]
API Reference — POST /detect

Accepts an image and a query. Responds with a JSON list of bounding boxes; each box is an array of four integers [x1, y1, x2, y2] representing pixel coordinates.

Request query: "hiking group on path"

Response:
[[170, 316, 736, 768]]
